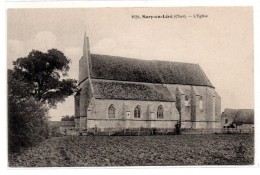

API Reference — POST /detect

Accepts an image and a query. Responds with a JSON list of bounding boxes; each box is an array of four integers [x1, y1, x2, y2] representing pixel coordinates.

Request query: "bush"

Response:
[[61, 115, 75, 121], [174, 123, 181, 135], [8, 69, 50, 154], [8, 97, 49, 153], [49, 125, 62, 137]]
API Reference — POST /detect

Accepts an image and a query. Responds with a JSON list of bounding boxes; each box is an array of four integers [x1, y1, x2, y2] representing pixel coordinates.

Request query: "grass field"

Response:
[[9, 134, 254, 167]]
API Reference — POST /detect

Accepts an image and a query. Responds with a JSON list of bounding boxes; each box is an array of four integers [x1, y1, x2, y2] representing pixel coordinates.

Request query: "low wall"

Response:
[[79, 127, 254, 136], [60, 126, 77, 135], [86, 119, 179, 129], [85, 119, 221, 130]]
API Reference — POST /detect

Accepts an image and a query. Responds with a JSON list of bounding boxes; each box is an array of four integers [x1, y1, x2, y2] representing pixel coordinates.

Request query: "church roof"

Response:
[[222, 108, 254, 124], [92, 79, 174, 102], [89, 54, 214, 88]]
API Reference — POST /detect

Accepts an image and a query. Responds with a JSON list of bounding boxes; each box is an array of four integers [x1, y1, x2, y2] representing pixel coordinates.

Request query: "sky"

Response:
[[7, 7, 254, 121]]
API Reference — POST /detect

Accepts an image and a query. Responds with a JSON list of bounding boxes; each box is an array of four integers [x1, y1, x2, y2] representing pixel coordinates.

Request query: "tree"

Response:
[[175, 87, 182, 134], [8, 49, 77, 153], [8, 70, 49, 153], [12, 49, 77, 108], [61, 115, 75, 121]]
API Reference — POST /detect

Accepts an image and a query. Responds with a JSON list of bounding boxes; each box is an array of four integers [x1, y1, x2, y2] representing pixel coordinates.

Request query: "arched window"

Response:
[[134, 105, 141, 118], [157, 105, 163, 119], [108, 104, 115, 118], [225, 119, 228, 124], [199, 96, 203, 110]]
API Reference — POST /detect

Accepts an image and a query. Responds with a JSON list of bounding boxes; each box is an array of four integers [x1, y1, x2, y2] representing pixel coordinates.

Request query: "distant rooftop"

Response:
[[222, 108, 254, 124]]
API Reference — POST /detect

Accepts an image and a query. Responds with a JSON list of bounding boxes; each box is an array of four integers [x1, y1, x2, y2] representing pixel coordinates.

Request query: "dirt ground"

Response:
[[9, 134, 254, 167]]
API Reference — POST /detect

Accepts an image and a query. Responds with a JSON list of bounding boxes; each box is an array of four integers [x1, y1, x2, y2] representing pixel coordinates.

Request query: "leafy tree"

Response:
[[8, 69, 33, 101], [8, 49, 77, 153], [12, 49, 77, 108], [8, 70, 49, 153], [61, 115, 75, 121]]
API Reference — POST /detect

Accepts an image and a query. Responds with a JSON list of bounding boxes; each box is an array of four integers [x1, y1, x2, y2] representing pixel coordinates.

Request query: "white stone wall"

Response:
[[85, 99, 179, 129], [165, 84, 221, 129], [76, 82, 221, 130]]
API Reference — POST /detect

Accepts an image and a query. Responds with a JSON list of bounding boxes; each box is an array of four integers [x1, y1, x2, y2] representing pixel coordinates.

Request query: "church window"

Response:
[[185, 95, 190, 106], [225, 119, 228, 124], [199, 96, 203, 110], [134, 105, 141, 118], [108, 104, 115, 118], [157, 105, 163, 119]]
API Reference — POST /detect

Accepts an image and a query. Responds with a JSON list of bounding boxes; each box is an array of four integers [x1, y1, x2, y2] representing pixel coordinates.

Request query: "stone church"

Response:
[[74, 32, 221, 130]]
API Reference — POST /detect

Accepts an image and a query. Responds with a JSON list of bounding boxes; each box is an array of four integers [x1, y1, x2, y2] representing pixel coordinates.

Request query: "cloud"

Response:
[[27, 31, 57, 52], [8, 31, 58, 69]]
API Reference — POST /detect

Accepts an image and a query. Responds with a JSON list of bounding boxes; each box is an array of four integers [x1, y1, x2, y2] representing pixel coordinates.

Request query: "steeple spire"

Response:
[[83, 31, 89, 56], [82, 31, 95, 97], [79, 30, 92, 83]]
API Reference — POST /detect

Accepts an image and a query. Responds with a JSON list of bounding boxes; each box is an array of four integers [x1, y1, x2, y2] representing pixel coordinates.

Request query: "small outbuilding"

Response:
[[221, 108, 254, 129]]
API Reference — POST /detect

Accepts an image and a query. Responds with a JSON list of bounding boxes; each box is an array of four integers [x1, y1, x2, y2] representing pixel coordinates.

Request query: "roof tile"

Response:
[[90, 54, 214, 87]]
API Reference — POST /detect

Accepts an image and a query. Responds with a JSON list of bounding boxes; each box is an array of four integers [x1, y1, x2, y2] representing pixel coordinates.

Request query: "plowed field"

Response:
[[9, 134, 254, 167]]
